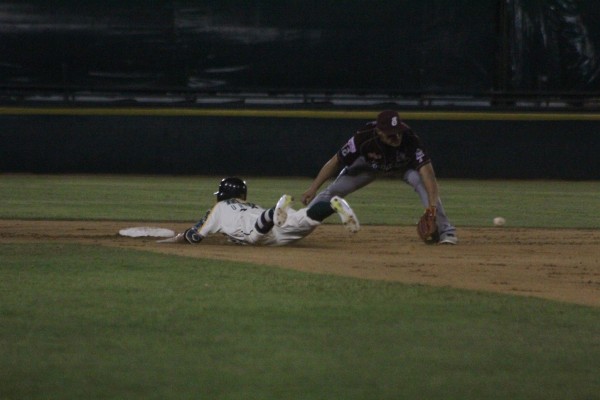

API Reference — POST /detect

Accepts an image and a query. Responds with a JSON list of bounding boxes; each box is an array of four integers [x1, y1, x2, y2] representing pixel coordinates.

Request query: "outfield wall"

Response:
[[1, 108, 599, 179]]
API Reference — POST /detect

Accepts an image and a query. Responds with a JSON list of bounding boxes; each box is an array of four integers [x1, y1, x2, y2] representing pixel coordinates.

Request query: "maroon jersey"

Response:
[[337, 121, 431, 173]]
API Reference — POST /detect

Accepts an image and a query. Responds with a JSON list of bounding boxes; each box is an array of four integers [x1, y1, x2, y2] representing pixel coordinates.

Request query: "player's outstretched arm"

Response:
[[156, 232, 186, 243], [417, 163, 440, 208], [156, 228, 204, 244]]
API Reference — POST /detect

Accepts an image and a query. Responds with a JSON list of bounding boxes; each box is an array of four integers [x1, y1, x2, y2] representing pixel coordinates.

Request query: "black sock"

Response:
[[255, 208, 275, 233], [306, 201, 335, 222]]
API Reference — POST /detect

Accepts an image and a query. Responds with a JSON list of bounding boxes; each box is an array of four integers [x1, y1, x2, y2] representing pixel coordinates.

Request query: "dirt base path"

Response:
[[2, 220, 599, 307]]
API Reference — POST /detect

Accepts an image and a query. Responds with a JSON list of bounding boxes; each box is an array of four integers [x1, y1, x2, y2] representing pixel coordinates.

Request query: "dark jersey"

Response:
[[337, 121, 431, 173]]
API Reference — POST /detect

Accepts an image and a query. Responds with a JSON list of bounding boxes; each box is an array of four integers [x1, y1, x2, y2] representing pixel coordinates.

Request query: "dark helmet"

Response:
[[214, 177, 247, 201]]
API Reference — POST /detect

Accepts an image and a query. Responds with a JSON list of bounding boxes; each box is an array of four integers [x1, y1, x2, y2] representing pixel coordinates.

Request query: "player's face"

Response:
[[377, 129, 402, 147]]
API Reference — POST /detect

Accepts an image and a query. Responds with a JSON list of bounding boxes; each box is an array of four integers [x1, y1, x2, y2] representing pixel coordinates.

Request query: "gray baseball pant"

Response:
[[309, 165, 456, 236]]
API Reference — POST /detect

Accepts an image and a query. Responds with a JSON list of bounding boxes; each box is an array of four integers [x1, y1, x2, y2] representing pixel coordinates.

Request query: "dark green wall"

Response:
[[1, 112, 598, 179]]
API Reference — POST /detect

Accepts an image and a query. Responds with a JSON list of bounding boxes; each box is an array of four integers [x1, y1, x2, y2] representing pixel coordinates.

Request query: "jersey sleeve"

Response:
[[197, 202, 223, 237], [337, 136, 361, 166], [406, 133, 432, 170]]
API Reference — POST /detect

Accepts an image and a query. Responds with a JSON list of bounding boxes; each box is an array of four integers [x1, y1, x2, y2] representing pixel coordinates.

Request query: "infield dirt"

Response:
[[1, 220, 598, 307]]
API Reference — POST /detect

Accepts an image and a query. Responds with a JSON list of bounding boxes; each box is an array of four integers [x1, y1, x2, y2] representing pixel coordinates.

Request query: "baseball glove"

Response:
[[417, 206, 439, 244]]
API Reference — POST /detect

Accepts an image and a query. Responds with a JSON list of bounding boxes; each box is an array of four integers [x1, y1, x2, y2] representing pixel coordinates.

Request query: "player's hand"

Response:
[[417, 206, 438, 244], [301, 189, 316, 205], [184, 228, 203, 244], [156, 232, 185, 243]]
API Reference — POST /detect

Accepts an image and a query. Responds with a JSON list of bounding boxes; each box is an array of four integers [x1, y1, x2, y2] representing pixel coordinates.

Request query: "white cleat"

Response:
[[330, 196, 360, 233], [274, 194, 293, 227]]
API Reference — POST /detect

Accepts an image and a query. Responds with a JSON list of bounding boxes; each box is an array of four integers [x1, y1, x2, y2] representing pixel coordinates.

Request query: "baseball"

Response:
[[493, 217, 506, 226]]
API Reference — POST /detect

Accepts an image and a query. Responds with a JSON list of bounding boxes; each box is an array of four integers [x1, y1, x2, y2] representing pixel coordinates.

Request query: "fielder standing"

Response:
[[301, 110, 457, 245]]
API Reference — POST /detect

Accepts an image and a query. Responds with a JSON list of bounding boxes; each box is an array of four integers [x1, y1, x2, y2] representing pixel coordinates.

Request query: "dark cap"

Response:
[[376, 110, 402, 132]]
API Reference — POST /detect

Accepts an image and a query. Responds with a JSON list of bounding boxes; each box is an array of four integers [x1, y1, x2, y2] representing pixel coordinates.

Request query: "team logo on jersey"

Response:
[[340, 137, 357, 157], [415, 148, 425, 163]]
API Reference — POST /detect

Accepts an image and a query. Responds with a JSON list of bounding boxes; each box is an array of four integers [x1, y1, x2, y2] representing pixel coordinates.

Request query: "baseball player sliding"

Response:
[[167, 177, 359, 246], [301, 110, 457, 245]]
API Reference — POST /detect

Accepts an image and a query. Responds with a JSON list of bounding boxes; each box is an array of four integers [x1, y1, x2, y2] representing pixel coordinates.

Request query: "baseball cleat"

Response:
[[330, 196, 360, 233], [438, 232, 458, 245], [274, 194, 293, 227]]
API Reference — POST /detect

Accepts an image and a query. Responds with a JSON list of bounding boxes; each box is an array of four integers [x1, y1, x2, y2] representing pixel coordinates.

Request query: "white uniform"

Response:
[[199, 198, 320, 246]]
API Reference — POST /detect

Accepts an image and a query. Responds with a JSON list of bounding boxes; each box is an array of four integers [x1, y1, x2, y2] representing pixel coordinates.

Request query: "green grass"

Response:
[[1, 174, 600, 228], [1, 174, 600, 399], [1, 243, 598, 400]]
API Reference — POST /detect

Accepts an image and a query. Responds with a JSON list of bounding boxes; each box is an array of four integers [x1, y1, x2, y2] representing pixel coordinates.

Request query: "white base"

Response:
[[118, 227, 175, 238]]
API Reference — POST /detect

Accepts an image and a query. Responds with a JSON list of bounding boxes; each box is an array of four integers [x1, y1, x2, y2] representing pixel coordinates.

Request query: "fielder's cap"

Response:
[[376, 110, 403, 133]]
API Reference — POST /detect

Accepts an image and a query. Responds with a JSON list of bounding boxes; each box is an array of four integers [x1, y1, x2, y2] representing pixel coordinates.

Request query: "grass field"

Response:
[[1, 174, 599, 399], [2, 174, 600, 228]]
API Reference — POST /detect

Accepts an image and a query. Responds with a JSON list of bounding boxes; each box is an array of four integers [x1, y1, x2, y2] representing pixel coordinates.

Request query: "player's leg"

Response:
[[403, 169, 457, 244], [270, 208, 321, 246], [308, 161, 376, 209], [267, 194, 361, 246], [305, 197, 359, 233], [249, 194, 292, 244], [254, 208, 276, 235]]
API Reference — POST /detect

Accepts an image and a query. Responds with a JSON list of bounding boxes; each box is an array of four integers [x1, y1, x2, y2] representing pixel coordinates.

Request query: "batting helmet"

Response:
[[214, 177, 247, 201]]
